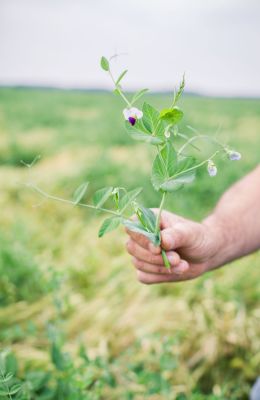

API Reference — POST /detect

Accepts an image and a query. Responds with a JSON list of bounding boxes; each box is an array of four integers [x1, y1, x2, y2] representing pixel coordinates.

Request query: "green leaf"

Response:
[[173, 73, 185, 105], [152, 147, 196, 192], [160, 106, 184, 125], [136, 206, 156, 232], [73, 182, 89, 205], [122, 219, 160, 246], [0, 389, 11, 396], [98, 217, 121, 237], [142, 102, 160, 133], [131, 88, 149, 104], [119, 187, 143, 212], [100, 56, 109, 71], [7, 384, 22, 395], [93, 187, 113, 208], [51, 342, 67, 371], [0, 372, 13, 384], [125, 121, 164, 145], [151, 142, 178, 191], [116, 70, 128, 86]]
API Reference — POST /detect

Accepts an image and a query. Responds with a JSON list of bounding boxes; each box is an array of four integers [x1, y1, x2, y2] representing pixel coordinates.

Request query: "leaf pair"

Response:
[[73, 184, 117, 210], [151, 142, 196, 192], [125, 102, 165, 145], [98, 187, 143, 237]]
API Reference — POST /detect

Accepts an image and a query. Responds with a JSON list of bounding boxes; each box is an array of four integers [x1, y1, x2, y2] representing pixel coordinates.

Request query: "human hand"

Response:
[[126, 209, 222, 284]]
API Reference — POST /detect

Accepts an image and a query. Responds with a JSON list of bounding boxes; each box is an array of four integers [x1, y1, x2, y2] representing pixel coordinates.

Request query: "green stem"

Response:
[[155, 192, 171, 269], [156, 192, 166, 232], [165, 150, 220, 184], [178, 134, 226, 155], [27, 183, 122, 217], [108, 70, 131, 107]]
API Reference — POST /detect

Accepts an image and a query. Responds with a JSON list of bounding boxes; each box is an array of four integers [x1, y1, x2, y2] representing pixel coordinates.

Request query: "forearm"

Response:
[[203, 165, 260, 269]]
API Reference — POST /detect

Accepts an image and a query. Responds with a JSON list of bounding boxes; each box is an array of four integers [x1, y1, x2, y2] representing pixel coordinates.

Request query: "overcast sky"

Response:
[[0, 0, 259, 96]]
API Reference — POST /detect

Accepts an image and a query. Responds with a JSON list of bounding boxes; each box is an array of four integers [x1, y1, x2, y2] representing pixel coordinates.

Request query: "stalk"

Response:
[[156, 192, 171, 269], [27, 184, 122, 217]]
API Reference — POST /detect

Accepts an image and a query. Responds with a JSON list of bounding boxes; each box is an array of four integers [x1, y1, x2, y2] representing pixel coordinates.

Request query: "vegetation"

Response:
[[0, 87, 259, 399]]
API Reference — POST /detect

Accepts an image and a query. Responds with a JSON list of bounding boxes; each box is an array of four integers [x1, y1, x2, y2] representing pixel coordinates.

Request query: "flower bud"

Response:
[[228, 150, 241, 161], [207, 160, 217, 177]]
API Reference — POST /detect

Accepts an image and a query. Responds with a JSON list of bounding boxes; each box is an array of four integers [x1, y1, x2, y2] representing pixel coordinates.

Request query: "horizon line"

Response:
[[0, 84, 259, 100]]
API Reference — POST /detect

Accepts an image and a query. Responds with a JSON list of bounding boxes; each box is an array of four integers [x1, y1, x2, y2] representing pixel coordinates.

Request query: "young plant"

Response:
[[28, 55, 241, 268]]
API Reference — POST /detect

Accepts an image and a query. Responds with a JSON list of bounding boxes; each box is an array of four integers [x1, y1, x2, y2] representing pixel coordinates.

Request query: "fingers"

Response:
[[126, 239, 180, 267], [125, 228, 151, 250], [161, 223, 195, 251], [135, 260, 190, 284], [131, 254, 181, 275]]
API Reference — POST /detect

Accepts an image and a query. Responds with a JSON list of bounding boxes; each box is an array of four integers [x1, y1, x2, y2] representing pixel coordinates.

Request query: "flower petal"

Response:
[[123, 108, 131, 119]]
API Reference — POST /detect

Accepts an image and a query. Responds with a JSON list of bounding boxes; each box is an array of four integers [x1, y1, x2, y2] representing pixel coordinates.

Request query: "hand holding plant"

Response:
[[29, 55, 241, 269]]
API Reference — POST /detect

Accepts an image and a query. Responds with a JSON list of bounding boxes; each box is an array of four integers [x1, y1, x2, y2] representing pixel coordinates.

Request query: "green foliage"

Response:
[[160, 106, 184, 125], [131, 88, 149, 105], [100, 56, 109, 71], [0, 88, 259, 399], [124, 102, 166, 145], [122, 219, 160, 246], [72, 182, 89, 205], [98, 216, 121, 237], [135, 205, 157, 233], [0, 230, 49, 307], [118, 187, 142, 212], [125, 120, 164, 145], [152, 142, 196, 192], [92, 187, 114, 208], [173, 73, 185, 106], [115, 69, 128, 86]]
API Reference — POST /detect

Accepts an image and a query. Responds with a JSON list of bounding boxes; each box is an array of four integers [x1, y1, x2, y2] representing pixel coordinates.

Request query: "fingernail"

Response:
[[174, 262, 189, 275], [149, 243, 160, 254], [163, 233, 174, 249]]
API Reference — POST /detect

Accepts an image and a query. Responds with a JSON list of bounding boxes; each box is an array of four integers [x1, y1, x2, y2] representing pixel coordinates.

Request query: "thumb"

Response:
[[161, 222, 196, 251]]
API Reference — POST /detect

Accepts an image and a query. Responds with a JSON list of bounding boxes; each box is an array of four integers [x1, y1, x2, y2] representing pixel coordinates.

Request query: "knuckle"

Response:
[[135, 259, 145, 270]]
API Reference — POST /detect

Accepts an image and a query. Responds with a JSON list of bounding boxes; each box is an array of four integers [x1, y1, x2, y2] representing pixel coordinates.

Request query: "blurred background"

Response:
[[0, 1, 260, 399]]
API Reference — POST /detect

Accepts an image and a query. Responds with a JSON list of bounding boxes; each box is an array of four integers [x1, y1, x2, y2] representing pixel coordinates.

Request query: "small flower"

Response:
[[123, 107, 143, 126], [207, 160, 217, 177], [227, 150, 241, 161]]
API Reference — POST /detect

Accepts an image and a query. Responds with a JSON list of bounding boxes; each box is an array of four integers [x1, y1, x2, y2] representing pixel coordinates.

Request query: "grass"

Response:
[[0, 88, 259, 399]]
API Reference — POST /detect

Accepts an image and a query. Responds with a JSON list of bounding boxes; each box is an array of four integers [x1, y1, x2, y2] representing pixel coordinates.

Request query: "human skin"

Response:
[[126, 165, 260, 284]]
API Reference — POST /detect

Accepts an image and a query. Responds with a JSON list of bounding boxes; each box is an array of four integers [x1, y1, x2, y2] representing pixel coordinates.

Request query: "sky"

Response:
[[0, 0, 260, 96]]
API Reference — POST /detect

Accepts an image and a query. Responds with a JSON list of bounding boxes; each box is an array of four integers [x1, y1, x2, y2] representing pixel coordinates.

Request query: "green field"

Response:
[[0, 88, 259, 399]]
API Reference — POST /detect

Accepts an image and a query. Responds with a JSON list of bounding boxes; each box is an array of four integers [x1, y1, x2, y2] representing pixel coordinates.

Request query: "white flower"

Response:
[[207, 160, 217, 177], [228, 150, 241, 161], [123, 107, 143, 126]]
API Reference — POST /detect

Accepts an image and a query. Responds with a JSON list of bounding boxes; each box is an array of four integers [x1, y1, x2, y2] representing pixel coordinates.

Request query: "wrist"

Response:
[[202, 213, 233, 271]]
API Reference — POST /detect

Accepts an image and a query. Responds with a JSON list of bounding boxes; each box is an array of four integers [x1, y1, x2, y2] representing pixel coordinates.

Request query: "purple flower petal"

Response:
[[128, 117, 136, 126]]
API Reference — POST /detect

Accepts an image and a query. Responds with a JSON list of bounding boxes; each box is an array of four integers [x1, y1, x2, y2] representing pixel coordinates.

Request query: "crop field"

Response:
[[0, 88, 259, 399]]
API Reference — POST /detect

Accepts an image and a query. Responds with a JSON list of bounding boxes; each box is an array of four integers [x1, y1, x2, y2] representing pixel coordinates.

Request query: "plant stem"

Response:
[[27, 183, 122, 217], [165, 150, 220, 184], [155, 192, 171, 269], [108, 70, 131, 107], [178, 134, 226, 155], [156, 192, 166, 232]]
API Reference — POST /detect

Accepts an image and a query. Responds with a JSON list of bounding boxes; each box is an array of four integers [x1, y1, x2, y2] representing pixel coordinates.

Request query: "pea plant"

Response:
[[28, 55, 241, 268]]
